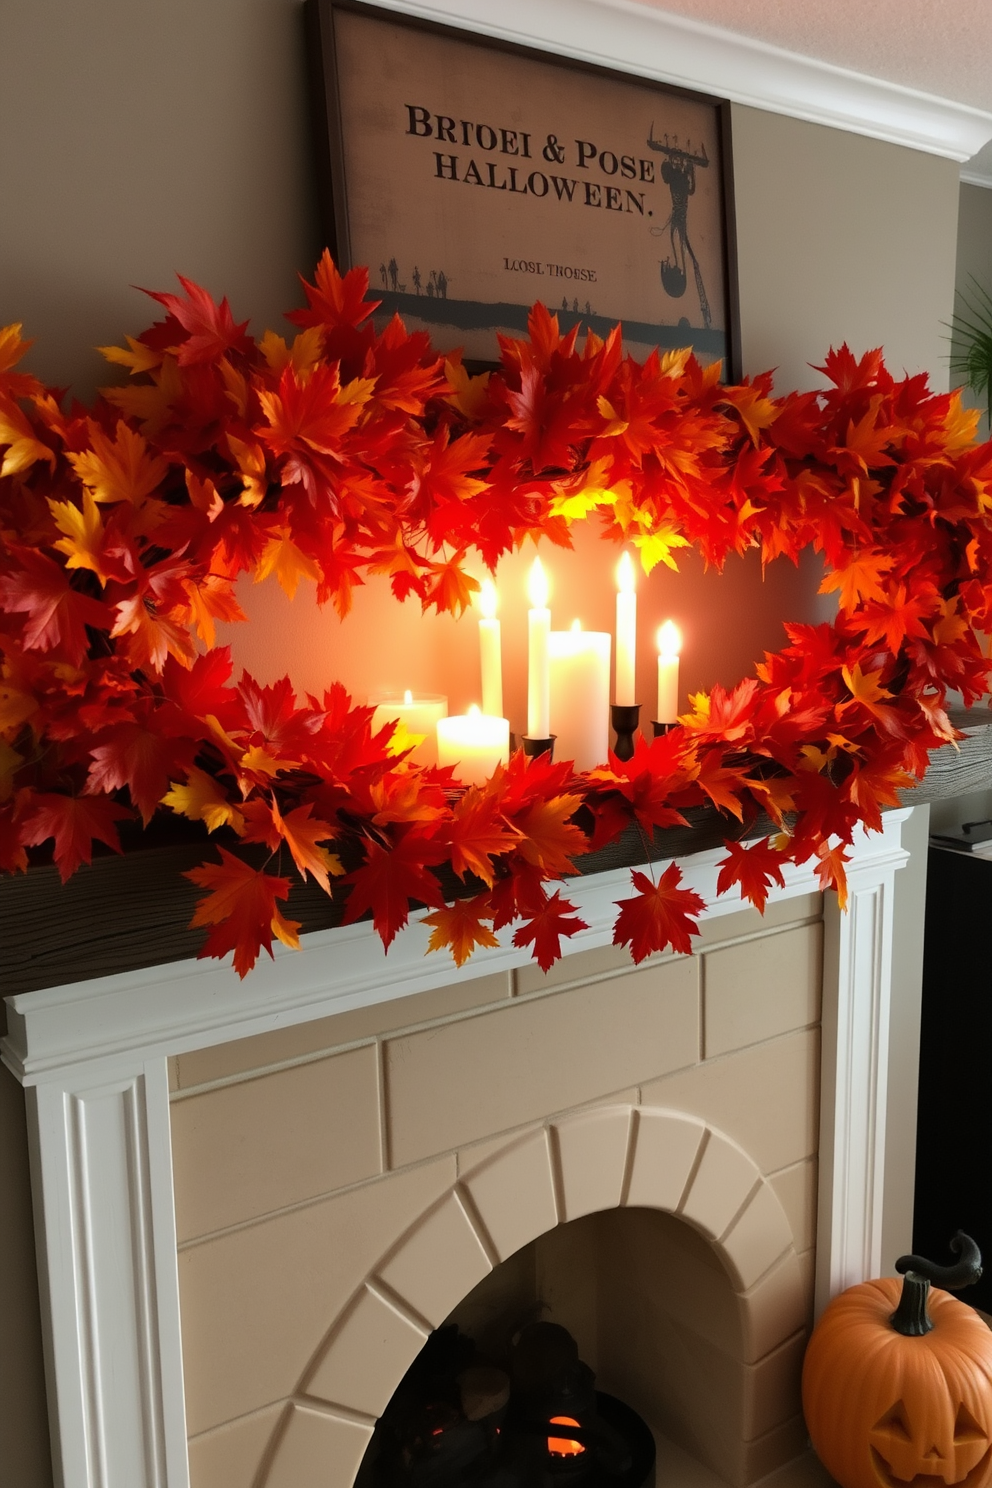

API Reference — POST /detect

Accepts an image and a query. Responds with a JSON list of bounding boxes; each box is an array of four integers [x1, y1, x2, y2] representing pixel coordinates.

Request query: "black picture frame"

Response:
[[305, 0, 741, 379]]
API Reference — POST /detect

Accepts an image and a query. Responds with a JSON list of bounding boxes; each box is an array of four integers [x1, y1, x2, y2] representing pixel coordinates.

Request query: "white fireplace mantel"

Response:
[[2, 809, 912, 1488]]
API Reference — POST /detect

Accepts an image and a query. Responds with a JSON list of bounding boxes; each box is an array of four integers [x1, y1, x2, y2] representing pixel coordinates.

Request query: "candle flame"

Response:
[[657, 621, 681, 658], [404, 689, 413, 705], [571, 618, 582, 632], [617, 550, 635, 593], [479, 577, 498, 619], [468, 703, 481, 718], [528, 556, 549, 609]]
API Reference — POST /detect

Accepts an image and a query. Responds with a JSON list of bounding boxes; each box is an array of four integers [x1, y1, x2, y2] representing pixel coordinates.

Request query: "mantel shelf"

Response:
[[2, 707, 989, 1001]]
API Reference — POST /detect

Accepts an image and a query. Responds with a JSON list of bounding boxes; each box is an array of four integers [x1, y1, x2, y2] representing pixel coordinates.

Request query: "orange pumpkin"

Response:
[[803, 1236, 992, 1488]]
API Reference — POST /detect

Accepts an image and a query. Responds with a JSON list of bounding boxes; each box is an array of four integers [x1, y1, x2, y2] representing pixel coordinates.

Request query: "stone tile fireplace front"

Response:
[[0, 813, 910, 1488]]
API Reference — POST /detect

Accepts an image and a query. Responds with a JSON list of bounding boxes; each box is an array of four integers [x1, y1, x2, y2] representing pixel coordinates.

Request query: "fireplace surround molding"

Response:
[[1, 809, 912, 1488]]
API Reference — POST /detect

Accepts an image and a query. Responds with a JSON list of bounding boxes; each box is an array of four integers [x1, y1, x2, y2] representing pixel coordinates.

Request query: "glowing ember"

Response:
[[548, 1415, 585, 1456]]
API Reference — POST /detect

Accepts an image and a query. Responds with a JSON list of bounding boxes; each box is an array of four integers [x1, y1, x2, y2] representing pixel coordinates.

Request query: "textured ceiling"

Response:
[[635, 0, 992, 172], [636, 0, 992, 108]]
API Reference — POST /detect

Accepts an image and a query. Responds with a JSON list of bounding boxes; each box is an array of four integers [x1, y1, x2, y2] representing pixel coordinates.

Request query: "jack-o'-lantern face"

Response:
[[869, 1396, 992, 1488], [802, 1278, 992, 1488]]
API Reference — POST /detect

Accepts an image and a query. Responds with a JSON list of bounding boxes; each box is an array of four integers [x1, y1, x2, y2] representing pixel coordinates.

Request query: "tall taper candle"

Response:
[[615, 551, 637, 705], [656, 621, 681, 723], [478, 577, 503, 719], [527, 557, 551, 739]]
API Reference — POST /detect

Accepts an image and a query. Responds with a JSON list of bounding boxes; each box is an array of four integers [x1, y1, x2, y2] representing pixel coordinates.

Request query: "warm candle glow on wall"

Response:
[[477, 577, 502, 719], [615, 551, 637, 706], [527, 557, 551, 739], [656, 621, 681, 723]]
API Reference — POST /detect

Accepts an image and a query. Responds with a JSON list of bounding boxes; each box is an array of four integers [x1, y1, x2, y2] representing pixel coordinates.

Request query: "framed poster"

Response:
[[306, 0, 740, 377]]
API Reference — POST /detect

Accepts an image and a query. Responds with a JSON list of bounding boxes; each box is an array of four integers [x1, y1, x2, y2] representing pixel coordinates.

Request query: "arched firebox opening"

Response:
[[255, 1107, 809, 1488]]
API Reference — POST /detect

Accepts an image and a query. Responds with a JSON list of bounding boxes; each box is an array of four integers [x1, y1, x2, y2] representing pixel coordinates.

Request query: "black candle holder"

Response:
[[652, 720, 677, 737], [610, 703, 640, 761], [522, 735, 555, 761]]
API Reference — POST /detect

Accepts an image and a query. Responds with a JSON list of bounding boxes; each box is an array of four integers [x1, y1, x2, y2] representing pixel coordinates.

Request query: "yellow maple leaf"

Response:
[[101, 356, 182, 434], [49, 492, 111, 584], [161, 766, 244, 833], [226, 434, 269, 509], [68, 420, 169, 506], [0, 323, 32, 374], [254, 529, 320, 599], [0, 397, 55, 477], [840, 663, 892, 716], [238, 744, 294, 781], [633, 526, 690, 574], [548, 459, 620, 521], [259, 326, 325, 379], [218, 357, 250, 420], [98, 335, 162, 375], [942, 391, 981, 454], [444, 359, 491, 418], [596, 395, 629, 437], [658, 346, 692, 380], [0, 682, 38, 736]]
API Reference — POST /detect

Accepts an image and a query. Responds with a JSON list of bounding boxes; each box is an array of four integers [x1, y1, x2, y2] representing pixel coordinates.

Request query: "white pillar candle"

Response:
[[436, 706, 510, 785], [656, 621, 681, 723], [549, 621, 611, 771], [527, 557, 551, 739], [478, 578, 503, 719], [615, 551, 637, 705], [369, 690, 447, 766]]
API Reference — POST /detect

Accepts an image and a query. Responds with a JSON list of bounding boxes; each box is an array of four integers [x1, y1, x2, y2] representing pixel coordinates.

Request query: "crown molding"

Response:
[[363, 0, 992, 164], [961, 168, 992, 190]]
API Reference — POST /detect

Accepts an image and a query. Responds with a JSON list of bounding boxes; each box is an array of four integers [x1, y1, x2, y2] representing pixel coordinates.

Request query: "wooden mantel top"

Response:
[[2, 707, 989, 1001]]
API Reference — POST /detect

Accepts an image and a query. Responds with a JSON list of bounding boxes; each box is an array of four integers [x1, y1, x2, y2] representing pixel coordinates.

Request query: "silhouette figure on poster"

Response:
[[646, 130, 713, 329], [388, 257, 399, 291], [412, 266, 422, 295]]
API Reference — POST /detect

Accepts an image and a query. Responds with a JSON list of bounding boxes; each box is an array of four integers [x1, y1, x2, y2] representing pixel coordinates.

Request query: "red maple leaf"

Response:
[[142, 275, 252, 365], [715, 838, 788, 912], [185, 848, 300, 978], [0, 547, 109, 666], [612, 864, 705, 963], [18, 793, 129, 881], [511, 889, 588, 971], [84, 723, 196, 824], [342, 834, 445, 948], [287, 250, 379, 330]]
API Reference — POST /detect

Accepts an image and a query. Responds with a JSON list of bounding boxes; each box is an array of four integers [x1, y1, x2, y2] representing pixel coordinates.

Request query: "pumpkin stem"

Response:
[[890, 1233, 982, 1337], [895, 1232, 983, 1291], [891, 1272, 934, 1336]]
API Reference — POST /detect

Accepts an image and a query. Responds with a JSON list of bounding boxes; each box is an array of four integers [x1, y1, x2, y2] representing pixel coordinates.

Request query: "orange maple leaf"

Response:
[[444, 785, 522, 886], [254, 528, 320, 599], [819, 551, 895, 611], [67, 420, 169, 506], [424, 898, 500, 967], [272, 799, 342, 894], [513, 794, 585, 877], [0, 396, 55, 476], [185, 848, 300, 978], [48, 493, 112, 585]]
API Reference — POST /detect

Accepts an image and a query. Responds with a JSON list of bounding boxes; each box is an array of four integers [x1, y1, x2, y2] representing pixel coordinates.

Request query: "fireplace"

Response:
[[0, 811, 911, 1488]]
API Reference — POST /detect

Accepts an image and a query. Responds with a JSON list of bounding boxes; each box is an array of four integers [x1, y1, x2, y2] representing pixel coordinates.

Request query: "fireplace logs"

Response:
[[356, 1321, 655, 1488]]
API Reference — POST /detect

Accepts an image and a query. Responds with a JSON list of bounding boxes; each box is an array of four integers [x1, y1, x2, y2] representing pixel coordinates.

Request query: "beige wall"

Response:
[[0, 3, 968, 1483], [953, 181, 992, 436]]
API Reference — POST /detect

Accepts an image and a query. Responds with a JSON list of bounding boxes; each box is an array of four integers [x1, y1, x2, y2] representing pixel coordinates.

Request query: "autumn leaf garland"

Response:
[[2, 253, 992, 977]]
